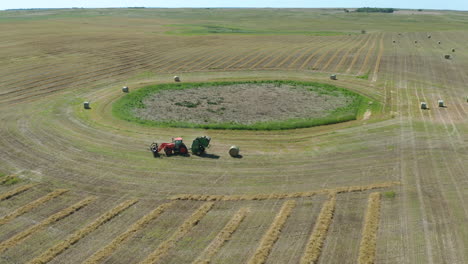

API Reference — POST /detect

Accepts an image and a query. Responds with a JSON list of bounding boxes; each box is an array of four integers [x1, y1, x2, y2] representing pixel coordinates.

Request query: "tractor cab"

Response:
[[171, 137, 188, 154]]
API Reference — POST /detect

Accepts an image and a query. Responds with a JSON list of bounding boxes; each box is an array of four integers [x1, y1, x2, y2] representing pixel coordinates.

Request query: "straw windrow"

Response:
[[247, 200, 296, 264]]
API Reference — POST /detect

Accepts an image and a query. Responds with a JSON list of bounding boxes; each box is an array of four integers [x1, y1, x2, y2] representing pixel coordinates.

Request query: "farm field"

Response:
[[0, 7, 467, 264]]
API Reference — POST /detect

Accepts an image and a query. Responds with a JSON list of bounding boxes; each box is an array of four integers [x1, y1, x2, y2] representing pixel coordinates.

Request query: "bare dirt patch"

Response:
[[135, 83, 352, 125]]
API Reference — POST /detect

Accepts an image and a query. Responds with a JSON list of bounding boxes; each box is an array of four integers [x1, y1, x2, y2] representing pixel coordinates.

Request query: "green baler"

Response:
[[191, 136, 211, 155]]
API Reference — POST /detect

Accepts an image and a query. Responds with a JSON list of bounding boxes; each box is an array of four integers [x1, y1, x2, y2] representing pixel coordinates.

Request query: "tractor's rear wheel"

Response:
[[179, 146, 188, 154]]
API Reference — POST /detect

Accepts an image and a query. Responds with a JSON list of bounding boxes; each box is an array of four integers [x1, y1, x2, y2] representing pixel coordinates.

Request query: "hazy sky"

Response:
[[1, 0, 467, 11]]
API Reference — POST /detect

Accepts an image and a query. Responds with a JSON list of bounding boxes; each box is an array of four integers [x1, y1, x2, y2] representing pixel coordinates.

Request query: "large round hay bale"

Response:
[[229, 146, 240, 157], [174, 76, 180, 82], [330, 74, 337, 80], [444, 54, 451, 59], [122, 86, 129, 93], [84, 101, 90, 109]]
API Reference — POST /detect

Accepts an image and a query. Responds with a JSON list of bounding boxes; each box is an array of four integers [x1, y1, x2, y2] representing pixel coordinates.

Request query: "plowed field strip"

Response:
[[170, 46, 230, 72], [358, 192, 381, 264], [192, 207, 249, 264], [357, 33, 380, 75], [371, 35, 385, 82], [333, 35, 369, 73], [82, 201, 175, 264], [308, 36, 358, 71], [221, 49, 263, 69], [0, 184, 35, 201], [0, 43, 157, 95], [321, 37, 362, 72], [28, 199, 138, 264], [247, 200, 296, 264], [0, 189, 68, 225], [284, 38, 330, 69], [0, 196, 96, 254], [346, 34, 376, 73], [300, 38, 347, 70], [139, 202, 215, 264], [170, 181, 399, 201], [249, 46, 291, 69], [299, 193, 337, 264]]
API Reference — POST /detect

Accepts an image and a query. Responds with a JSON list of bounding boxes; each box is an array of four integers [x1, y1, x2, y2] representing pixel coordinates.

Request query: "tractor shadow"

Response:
[[198, 153, 220, 159]]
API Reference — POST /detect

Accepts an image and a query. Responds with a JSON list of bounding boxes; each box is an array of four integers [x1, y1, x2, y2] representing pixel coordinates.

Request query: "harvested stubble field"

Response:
[[0, 7, 467, 264]]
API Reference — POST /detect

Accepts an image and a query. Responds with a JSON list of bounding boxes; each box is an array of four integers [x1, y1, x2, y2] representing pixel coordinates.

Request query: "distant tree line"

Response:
[[355, 7, 395, 13]]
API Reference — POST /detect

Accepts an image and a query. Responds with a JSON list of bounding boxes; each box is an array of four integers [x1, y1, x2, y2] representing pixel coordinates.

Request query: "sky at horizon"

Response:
[[1, 0, 467, 11]]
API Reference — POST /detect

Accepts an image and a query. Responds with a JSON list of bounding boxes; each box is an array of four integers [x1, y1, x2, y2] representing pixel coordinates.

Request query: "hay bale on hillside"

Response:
[[438, 41, 441, 44], [84, 102, 90, 109], [330, 74, 337, 80], [420, 102, 428, 110], [122, 86, 129, 93], [452, 48, 455, 52], [444, 55, 451, 59], [427, 35, 431, 39], [174, 76, 181, 82]]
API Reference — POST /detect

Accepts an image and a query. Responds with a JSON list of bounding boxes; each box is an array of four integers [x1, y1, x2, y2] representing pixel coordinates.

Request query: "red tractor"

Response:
[[150, 137, 188, 157]]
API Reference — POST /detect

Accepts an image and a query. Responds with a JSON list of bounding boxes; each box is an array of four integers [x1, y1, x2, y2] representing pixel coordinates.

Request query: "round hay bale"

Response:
[[452, 48, 455, 52], [438, 100, 444, 107], [444, 55, 451, 59], [438, 41, 441, 44], [174, 76, 180, 82], [84, 101, 90, 109], [122, 86, 129, 93], [330, 74, 337, 80], [229, 146, 240, 157], [420, 102, 428, 110], [414, 40, 418, 43]]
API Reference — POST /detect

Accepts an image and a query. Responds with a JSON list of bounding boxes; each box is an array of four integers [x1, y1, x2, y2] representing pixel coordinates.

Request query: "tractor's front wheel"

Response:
[[164, 148, 173, 156]]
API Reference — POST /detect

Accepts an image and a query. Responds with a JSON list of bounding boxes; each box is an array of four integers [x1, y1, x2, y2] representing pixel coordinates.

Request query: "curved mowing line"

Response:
[[28, 199, 138, 264], [192, 207, 249, 264], [83, 201, 176, 264], [299, 193, 337, 264], [139, 202, 215, 264], [170, 182, 400, 201], [358, 192, 381, 264], [247, 200, 296, 264], [0, 184, 35, 201], [0, 196, 96, 254], [0, 189, 68, 225]]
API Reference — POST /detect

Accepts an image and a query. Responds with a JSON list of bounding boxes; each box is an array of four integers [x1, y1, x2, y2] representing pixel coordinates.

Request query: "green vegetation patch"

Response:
[[0, 172, 20, 185], [112, 80, 370, 130]]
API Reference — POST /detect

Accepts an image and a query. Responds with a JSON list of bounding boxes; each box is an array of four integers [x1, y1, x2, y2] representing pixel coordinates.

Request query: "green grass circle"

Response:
[[112, 80, 370, 130]]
